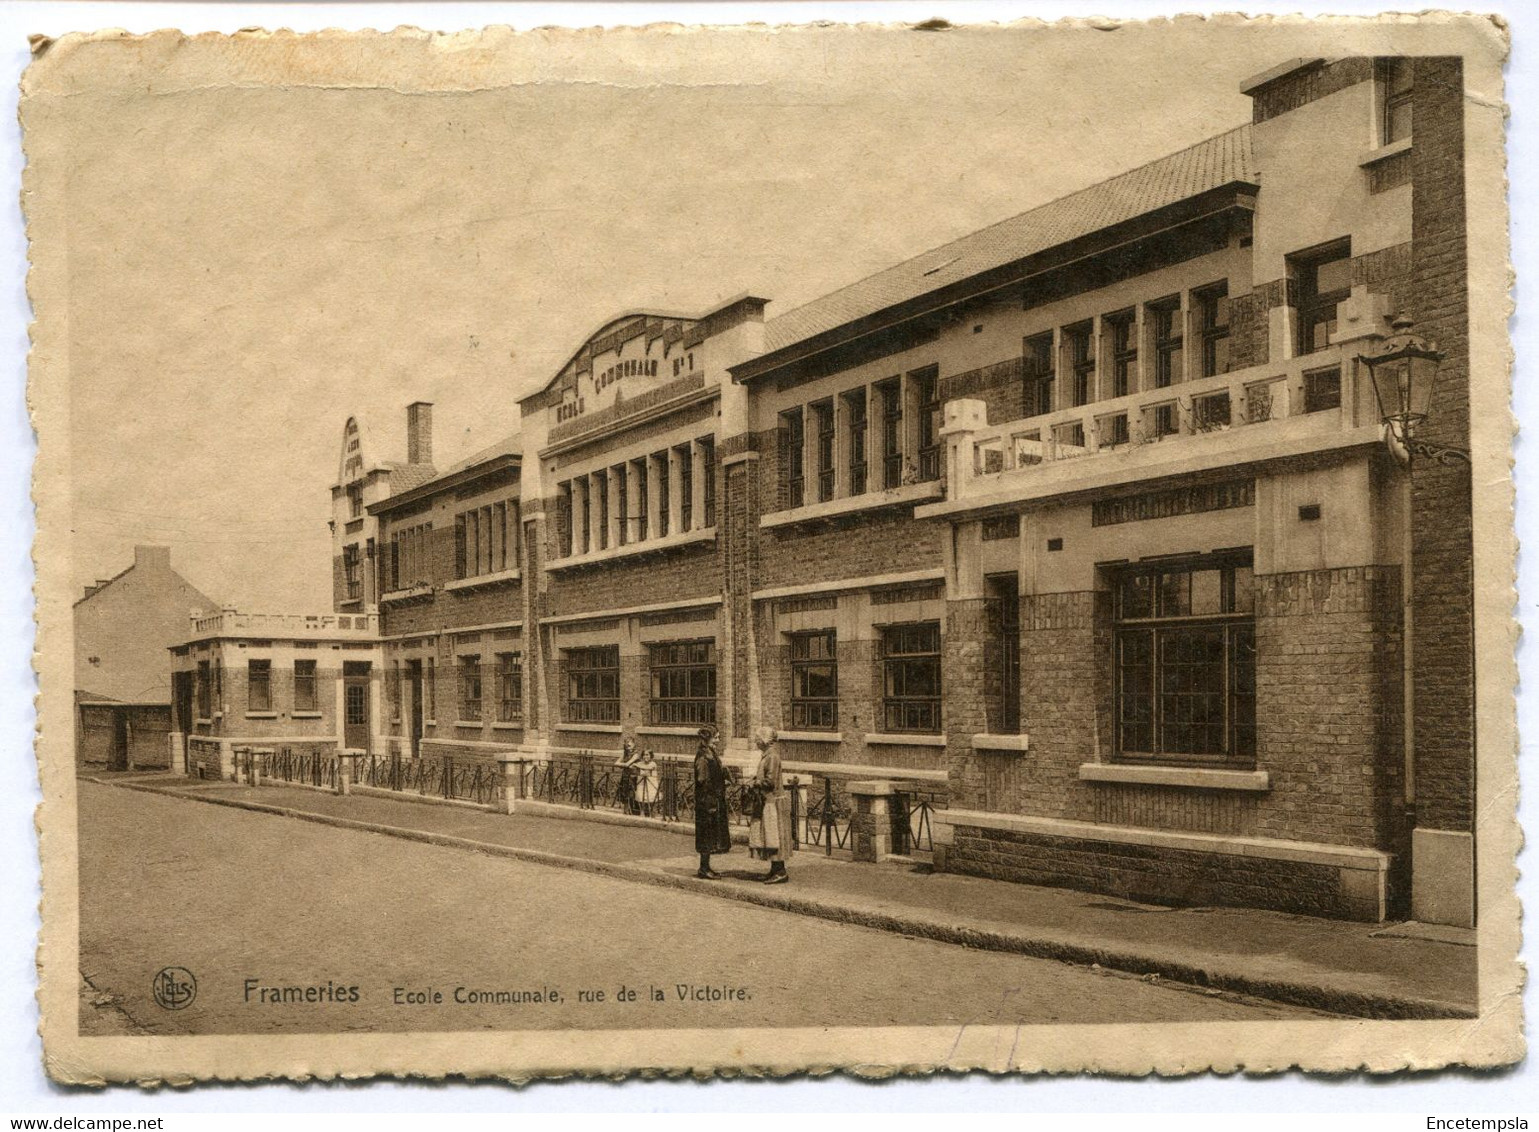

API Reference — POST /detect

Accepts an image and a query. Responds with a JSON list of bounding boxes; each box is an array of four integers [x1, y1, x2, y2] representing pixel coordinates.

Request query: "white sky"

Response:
[[48, 16, 1467, 613]]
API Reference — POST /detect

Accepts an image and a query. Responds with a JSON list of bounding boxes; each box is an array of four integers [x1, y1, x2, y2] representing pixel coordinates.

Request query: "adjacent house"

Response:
[[74, 544, 219, 770]]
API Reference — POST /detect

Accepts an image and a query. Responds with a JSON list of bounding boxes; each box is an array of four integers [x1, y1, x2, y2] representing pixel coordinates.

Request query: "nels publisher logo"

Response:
[[151, 966, 197, 1011]]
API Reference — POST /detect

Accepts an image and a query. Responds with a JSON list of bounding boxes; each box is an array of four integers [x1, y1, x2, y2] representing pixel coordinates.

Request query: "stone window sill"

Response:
[[777, 730, 844, 743], [1077, 763, 1270, 792], [864, 732, 946, 748], [244, 711, 278, 720], [548, 528, 716, 572], [1358, 137, 1412, 167], [444, 568, 522, 593], [381, 584, 434, 603], [555, 722, 624, 734], [291, 711, 323, 720], [491, 722, 523, 731], [638, 724, 704, 737], [971, 733, 1030, 753], [454, 720, 484, 729], [761, 481, 944, 529]]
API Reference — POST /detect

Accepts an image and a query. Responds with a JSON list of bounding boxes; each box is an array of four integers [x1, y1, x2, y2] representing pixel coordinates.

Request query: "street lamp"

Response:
[[1359, 314, 1468, 920], [1362, 315, 1467, 465]]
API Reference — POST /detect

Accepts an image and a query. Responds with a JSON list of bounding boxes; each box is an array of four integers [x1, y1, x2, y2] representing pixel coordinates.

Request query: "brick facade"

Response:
[[1408, 58, 1474, 835], [270, 54, 1475, 924]]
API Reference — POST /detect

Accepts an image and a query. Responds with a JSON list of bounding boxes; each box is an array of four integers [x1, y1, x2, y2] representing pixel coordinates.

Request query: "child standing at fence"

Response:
[[615, 736, 640, 814], [634, 748, 659, 817]]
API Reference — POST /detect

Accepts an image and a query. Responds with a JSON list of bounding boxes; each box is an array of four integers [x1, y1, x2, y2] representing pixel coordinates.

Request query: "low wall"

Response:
[[934, 810, 1389, 922]]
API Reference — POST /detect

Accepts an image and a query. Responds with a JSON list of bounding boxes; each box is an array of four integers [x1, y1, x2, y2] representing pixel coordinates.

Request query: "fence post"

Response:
[[822, 776, 835, 857], [787, 776, 803, 849], [336, 750, 351, 796], [499, 758, 519, 815], [848, 780, 894, 863], [443, 756, 454, 801]]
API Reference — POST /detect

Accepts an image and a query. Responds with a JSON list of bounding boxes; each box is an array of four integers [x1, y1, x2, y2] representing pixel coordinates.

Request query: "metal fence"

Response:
[[513, 752, 753, 827], [240, 746, 340, 791], [890, 787, 946, 858], [350, 753, 504, 807]]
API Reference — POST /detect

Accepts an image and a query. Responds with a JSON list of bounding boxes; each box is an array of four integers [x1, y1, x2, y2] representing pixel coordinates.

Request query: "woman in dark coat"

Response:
[[693, 726, 731, 878]]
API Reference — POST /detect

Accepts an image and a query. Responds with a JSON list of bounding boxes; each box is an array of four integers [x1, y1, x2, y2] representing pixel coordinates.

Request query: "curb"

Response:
[[91, 777, 1475, 1022]]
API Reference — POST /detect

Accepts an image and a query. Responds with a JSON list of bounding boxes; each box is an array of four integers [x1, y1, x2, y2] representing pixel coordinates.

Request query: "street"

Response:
[[77, 781, 1326, 1035]]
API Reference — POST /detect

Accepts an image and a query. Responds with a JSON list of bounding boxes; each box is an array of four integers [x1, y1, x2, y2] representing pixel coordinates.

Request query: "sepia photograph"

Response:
[[16, 7, 1520, 1089]]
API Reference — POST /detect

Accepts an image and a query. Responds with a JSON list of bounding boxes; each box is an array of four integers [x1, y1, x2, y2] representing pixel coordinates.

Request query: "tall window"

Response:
[[293, 659, 317, 712], [597, 472, 611, 549], [558, 483, 574, 558], [1023, 332, 1054, 417], [781, 409, 806, 507], [1378, 57, 1413, 145], [789, 631, 838, 730], [677, 443, 693, 532], [1151, 299, 1183, 388], [1294, 241, 1352, 356], [566, 645, 620, 724], [914, 367, 941, 482], [986, 574, 1020, 733], [1113, 556, 1256, 763], [342, 544, 361, 601], [248, 660, 272, 713], [1065, 322, 1094, 407], [615, 463, 629, 546], [1195, 283, 1231, 377], [878, 378, 903, 489], [648, 640, 717, 725], [655, 453, 670, 538], [196, 660, 211, 718], [425, 656, 436, 720], [453, 501, 518, 577], [813, 400, 836, 502], [881, 622, 942, 733], [496, 652, 523, 723], [458, 654, 482, 722], [632, 459, 649, 542], [844, 388, 868, 495], [1108, 310, 1137, 397], [700, 438, 716, 527], [347, 485, 362, 519]]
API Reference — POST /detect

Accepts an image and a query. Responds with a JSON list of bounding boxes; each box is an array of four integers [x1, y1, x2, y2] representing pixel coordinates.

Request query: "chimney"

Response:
[[407, 401, 433, 466], [134, 545, 171, 572]]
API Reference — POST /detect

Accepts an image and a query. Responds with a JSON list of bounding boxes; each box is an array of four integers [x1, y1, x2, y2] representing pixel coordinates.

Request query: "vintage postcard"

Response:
[[24, 14, 1519, 1084]]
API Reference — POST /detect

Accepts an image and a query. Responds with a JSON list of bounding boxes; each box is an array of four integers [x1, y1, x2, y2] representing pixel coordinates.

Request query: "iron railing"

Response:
[[350, 753, 504, 806], [241, 746, 340, 791], [890, 786, 946, 857]]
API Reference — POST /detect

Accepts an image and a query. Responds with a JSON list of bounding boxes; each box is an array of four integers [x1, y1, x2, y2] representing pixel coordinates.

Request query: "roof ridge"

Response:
[[765, 122, 1252, 332]]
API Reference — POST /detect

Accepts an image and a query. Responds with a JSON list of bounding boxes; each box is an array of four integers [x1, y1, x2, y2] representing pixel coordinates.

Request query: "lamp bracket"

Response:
[[1407, 440, 1472, 467]]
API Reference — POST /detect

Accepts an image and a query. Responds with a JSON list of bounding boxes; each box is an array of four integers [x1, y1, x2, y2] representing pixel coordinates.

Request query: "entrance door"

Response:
[[172, 671, 194, 734], [406, 660, 424, 760], [343, 661, 371, 752]]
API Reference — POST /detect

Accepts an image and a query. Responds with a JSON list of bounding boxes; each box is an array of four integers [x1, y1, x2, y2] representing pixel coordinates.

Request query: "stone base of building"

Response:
[[933, 809, 1391, 922], [1411, 827, 1475, 928]]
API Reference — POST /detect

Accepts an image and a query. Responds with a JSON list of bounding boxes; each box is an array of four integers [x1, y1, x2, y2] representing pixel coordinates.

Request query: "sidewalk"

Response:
[[93, 772, 1478, 1020]]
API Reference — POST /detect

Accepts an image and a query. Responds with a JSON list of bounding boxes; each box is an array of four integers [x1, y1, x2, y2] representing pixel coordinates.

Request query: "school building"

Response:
[[192, 56, 1475, 926]]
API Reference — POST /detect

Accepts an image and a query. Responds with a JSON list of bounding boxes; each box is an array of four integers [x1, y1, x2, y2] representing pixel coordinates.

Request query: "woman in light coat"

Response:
[[747, 727, 794, 883]]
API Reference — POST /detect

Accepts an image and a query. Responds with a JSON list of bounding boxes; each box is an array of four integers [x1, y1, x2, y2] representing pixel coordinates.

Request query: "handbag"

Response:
[[742, 783, 766, 820]]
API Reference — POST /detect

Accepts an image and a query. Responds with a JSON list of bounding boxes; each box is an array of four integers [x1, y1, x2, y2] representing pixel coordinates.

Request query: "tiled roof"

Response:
[[385, 462, 441, 494], [762, 124, 1256, 356]]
